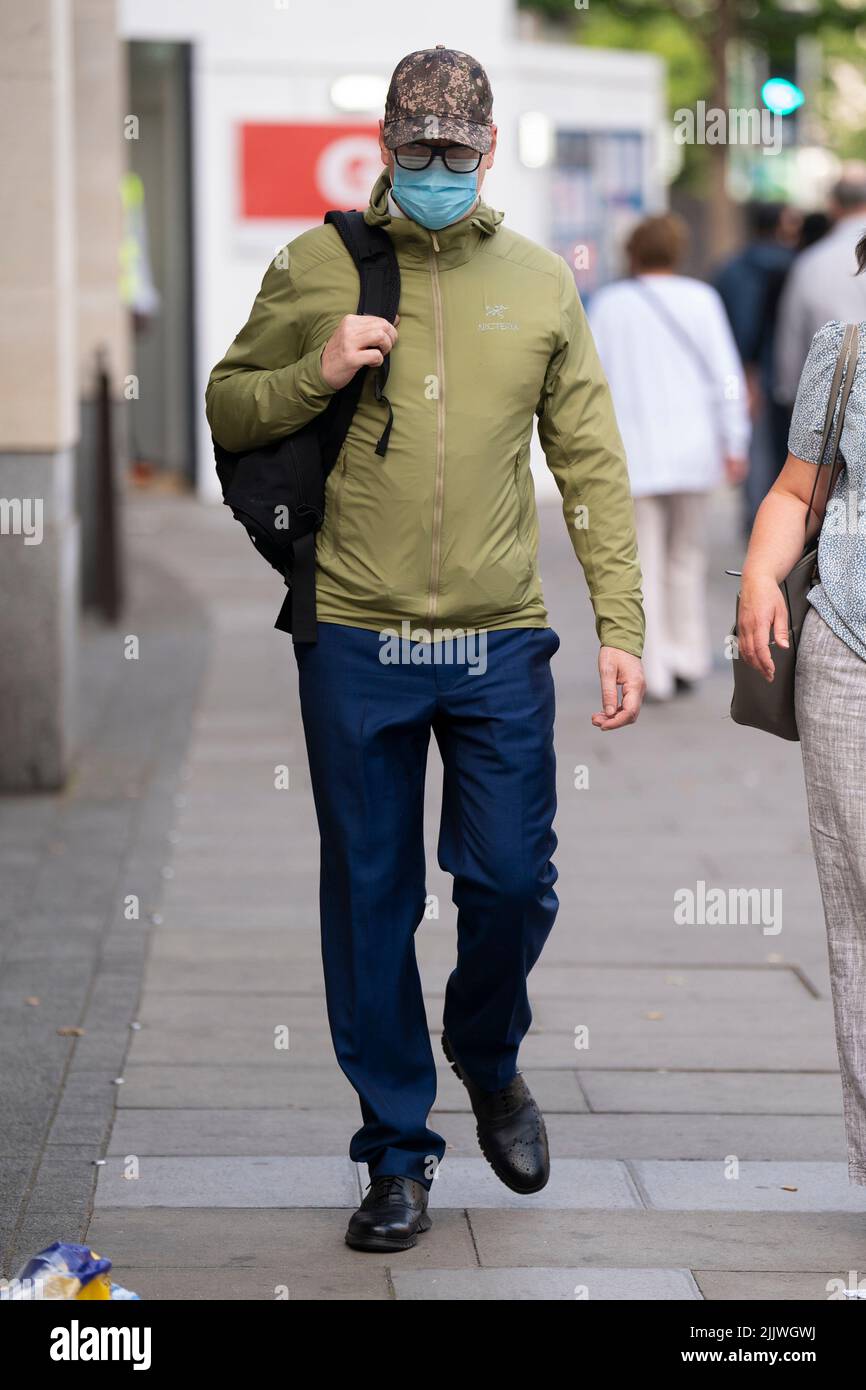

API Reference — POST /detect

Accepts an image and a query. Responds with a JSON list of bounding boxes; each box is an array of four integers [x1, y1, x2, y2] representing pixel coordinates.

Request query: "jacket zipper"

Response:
[[329, 448, 347, 550], [426, 230, 446, 628], [514, 452, 525, 545], [514, 450, 532, 568]]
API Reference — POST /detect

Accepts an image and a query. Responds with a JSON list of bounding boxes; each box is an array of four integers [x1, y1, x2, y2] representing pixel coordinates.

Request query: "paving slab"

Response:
[[86, 1206, 478, 1270], [693, 1270, 860, 1301], [142, 958, 315, 994], [126, 1019, 338, 1066], [578, 1070, 843, 1115], [468, 1209, 866, 1271], [116, 1064, 360, 1109], [518, 1028, 838, 1071], [152, 908, 315, 931], [95, 1155, 361, 1208], [421, 1158, 642, 1210], [107, 1108, 364, 1157], [148, 927, 324, 963], [392, 1266, 702, 1300], [101, 1265, 393, 1300], [633, 1161, 866, 1212], [116, 1063, 587, 1113], [104, 1107, 841, 1161], [526, 964, 813, 1002]]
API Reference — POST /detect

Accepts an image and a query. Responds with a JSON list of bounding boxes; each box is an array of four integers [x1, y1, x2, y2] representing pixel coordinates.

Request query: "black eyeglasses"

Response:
[[394, 143, 483, 174]]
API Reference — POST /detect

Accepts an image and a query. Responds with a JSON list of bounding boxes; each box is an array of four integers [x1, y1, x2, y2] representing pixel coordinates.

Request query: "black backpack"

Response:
[[212, 210, 400, 643]]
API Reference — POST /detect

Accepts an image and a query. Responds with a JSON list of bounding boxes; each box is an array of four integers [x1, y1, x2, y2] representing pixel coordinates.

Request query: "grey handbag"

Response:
[[729, 322, 860, 741]]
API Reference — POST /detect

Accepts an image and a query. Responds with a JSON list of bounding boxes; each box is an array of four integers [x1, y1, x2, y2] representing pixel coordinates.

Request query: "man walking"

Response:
[[774, 164, 866, 405], [206, 46, 645, 1252]]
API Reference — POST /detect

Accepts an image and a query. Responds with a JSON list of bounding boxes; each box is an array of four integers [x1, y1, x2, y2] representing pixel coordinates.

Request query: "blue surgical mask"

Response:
[[391, 159, 479, 231]]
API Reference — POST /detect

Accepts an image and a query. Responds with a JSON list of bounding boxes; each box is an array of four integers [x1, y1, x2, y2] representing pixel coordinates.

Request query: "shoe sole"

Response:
[[345, 1212, 432, 1254], [441, 1033, 550, 1195]]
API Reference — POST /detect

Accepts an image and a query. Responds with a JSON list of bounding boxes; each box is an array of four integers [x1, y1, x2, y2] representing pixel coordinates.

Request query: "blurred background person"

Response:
[[798, 210, 833, 253], [715, 202, 797, 532], [775, 163, 866, 407], [589, 214, 750, 703]]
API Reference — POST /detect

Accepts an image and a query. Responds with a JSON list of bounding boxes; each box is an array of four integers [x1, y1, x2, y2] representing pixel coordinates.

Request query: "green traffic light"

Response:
[[761, 77, 805, 116]]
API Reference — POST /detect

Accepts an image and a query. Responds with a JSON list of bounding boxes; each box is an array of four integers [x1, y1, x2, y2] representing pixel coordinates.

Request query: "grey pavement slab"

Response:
[[518, 1027, 838, 1071], [138, 992, 327, 1029], [633, 1160, 866, 1212], [694, 1270, 859, 1301], [86, 1206, 478, 1270], [143, 957, 323, 994], [118, 993, 788, 1067], [126, 1024, 345, 1065], [108, 1107, 366, 1157], [152, 907, 316, 931], [117, 1064, 361, 1109], [529, 993, 823, 1032], [94, 1153, 642, 1212], [423, 1158, 642, 1210], [100, 1265, 393, 1300], [95, 1155, 361, 1209], [391, 1266, 702, 1300], [468, 1210, 866, 1271], [107, 1107, 846, 1161], [41, 1067, 126, 1147], [116, 1062, 587, 1113], [528, 929, 829, 972], [578, 1069, 843, 1115], [148, 927, 325, 963], [526, 964, 813, 1002]]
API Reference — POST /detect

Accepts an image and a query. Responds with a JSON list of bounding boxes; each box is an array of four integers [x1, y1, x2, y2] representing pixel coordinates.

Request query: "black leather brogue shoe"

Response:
[[442, 1032, 550, 1194]]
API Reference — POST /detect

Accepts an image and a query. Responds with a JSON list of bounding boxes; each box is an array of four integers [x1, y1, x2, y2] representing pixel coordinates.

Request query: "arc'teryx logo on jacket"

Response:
[[206, 172, 645, 656]]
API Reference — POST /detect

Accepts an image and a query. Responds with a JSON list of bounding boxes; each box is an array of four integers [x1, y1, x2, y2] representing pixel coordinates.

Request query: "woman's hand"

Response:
[[737, 573, 790, 682]]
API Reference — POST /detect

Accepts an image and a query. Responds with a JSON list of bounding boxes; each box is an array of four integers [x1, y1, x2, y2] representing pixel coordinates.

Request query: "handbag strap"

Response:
[[629, 276, 717, 387], [804, 322, 860, 537]]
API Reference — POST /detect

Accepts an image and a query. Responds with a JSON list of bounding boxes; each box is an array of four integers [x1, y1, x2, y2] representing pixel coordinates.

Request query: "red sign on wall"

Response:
[[240, 122, 382, 220]]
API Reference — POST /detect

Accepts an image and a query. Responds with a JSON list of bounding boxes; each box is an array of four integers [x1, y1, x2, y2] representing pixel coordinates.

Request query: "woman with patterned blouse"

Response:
[[739, 230, 866, 1186]]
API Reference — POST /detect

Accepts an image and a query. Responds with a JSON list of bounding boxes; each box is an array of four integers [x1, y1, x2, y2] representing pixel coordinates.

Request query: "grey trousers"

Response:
[[796, 603, 866, 1185]]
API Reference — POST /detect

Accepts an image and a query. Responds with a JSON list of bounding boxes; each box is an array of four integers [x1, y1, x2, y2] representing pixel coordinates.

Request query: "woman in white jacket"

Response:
[[589, 214, 750, 701]]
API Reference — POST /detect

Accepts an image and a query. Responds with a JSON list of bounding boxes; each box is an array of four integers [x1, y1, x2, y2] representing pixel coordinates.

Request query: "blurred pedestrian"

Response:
[[775, 163, 866, 405], [589, 213, 750, 702], [737, 235, 866, 1188], [714, 202, 796, 529], [798, 210, 832, 253]]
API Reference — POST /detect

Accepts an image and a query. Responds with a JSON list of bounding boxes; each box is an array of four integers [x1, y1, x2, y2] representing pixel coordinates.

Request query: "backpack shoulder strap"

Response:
[[324, 210, 400, 322], [320, 209, 400, 463]]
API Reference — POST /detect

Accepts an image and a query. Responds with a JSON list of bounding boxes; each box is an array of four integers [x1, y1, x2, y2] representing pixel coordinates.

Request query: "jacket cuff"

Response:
[[597, 609, 645, 659], [286, 345, 337, 410]]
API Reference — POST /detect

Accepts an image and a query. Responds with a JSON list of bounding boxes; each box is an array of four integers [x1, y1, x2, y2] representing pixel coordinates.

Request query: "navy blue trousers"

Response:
[[294, 622, 560, 1187]]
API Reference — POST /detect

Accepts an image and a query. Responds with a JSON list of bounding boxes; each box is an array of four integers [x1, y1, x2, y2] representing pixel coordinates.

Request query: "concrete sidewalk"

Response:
[[5, 488, 862, 1300]]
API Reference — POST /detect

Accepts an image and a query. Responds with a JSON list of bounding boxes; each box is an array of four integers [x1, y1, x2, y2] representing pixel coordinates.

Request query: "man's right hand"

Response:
[[320, 314, 399, 390]]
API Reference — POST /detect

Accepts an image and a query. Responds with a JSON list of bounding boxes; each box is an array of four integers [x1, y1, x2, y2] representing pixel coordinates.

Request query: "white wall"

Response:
[[121, 0, 664, 497]]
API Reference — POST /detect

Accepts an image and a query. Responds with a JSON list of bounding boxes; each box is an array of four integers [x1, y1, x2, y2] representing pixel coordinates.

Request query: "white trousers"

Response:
[[633, 491, 712, 700]]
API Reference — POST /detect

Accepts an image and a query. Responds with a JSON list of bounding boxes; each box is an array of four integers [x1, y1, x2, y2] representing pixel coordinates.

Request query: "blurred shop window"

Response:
[[120, 171, 161, 324], [125, 40, 196, 489], [550, 130, 646, 299]]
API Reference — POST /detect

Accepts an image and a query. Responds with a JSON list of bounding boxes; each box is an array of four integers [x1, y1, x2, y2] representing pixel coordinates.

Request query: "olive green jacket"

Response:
[[206, 173, 644, 654]]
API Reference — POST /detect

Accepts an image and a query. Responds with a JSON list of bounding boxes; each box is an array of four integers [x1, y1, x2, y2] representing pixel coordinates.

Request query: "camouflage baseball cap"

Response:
[[383, 45, 494, 153]]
